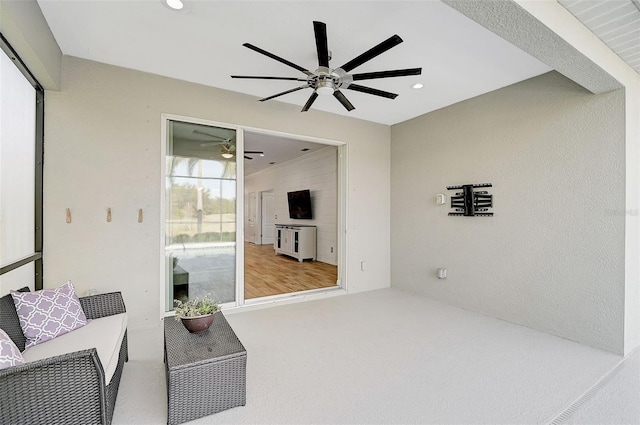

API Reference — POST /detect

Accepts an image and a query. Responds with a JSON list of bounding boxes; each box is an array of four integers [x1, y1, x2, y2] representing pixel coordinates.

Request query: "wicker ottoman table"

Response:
[[164, 312, 247, 425]]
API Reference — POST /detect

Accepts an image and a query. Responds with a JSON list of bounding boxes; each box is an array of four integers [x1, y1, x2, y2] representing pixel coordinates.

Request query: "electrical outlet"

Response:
[[437, 268, 447, 279], [330, 247, 334, 253]]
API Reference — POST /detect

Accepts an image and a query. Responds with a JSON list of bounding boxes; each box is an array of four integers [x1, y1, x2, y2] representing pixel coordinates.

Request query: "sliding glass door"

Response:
[[164, 119, 238, 311], [162, 116, 347, 313]]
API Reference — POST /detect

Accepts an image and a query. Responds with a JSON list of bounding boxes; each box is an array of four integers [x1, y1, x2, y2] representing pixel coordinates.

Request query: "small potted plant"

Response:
[[173, 294, 220, 333]]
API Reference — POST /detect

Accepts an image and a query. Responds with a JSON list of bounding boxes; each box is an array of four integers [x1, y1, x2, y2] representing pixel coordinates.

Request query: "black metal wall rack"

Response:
[[447, 183, 493, 217]]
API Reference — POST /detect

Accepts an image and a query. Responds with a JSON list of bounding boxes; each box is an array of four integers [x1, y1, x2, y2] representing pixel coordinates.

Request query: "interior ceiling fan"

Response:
[[231, 21, 422, 112], [194, 130, 264, 160]]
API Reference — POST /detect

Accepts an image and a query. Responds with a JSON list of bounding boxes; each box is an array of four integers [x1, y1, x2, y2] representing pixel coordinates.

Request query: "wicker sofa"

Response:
[[0, 289, 128, 425]]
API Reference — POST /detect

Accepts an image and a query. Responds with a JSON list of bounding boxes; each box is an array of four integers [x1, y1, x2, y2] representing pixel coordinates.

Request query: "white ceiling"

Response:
[[242, 131, 333, 176], [36, 0, 552, 126]]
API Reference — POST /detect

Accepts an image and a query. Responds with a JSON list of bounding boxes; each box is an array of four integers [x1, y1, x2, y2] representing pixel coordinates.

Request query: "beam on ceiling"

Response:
[[442, 0, 623, 94]]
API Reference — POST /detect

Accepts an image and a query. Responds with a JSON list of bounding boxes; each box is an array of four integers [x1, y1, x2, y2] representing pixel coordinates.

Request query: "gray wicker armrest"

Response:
[[0, 348, 108, 425], [80, 291, 126, 320]]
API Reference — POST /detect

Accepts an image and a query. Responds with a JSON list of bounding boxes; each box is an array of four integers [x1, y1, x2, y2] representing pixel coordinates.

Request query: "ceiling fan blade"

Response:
[[314, 21, 329, 68], [352, 67, 422, 81], [301, 92, 319, 112], [231, 75, 308, 81], [346, 83, 398, 99], [243, 43, 313, 76], [259, 85, 309, 102], [245, 151, 264, 154], [338, 35, 403, 73], [333, 90, 355, 111], [193, 129, 230, 141], [244, 156, 253, 160]]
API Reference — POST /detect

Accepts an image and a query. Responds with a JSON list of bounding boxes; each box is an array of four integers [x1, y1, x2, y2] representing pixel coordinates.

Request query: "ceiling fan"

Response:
[[231, 21, 422, 112], [222, 145, 265, 160], [194, 130, 264, 160], [194, 129, 233, 146]]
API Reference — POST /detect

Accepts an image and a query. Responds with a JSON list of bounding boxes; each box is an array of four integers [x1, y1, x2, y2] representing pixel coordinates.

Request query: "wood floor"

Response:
[[244, 242, 338, 299]]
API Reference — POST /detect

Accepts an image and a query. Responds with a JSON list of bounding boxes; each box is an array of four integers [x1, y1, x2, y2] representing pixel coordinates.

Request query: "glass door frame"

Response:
[[161, 114, 245, 316], [160, 114, 346, 318]]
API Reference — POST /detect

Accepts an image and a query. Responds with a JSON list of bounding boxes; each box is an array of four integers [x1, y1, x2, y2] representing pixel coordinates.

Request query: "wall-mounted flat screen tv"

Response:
[[287, 189, 312, 219]]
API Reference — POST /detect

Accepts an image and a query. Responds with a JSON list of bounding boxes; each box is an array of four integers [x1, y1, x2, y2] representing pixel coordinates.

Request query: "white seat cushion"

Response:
[[22, 313, 127, 384]]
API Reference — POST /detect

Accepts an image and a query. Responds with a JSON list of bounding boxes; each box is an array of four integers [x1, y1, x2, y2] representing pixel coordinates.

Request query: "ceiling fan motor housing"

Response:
[[332, 68, 353, 89], [309, 67, 354, 95]]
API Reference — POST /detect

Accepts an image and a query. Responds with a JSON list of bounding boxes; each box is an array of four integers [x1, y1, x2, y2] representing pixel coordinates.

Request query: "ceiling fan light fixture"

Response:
[[412, 83, 424, 89], [221, 153, 234, 159], [316, 79, 334, 96], [166, 0, 184, 9]]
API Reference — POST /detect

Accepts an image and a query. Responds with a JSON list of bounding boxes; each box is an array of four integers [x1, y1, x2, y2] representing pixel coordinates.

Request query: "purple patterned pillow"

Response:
[[0, 328, 25, 370], [11, 281, 90, 348]]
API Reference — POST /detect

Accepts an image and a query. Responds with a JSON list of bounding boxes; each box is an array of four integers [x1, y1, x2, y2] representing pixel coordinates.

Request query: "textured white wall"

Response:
[[391, 71, 625, 353], [514, 0, 640, 359], [44, 56, 390, 329], [245, 147, 338, 265], [445, 0, 640, 357]]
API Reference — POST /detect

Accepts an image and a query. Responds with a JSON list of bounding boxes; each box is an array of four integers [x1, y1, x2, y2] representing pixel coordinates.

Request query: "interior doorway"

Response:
[[260, 190, 275, 245], [247, 192, 257, 244], [243, 130, 340, 300]]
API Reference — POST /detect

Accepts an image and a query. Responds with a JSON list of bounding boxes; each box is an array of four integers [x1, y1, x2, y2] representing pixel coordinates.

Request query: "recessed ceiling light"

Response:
[[259, 153, 265, 157], [412, 83, 424, 89], [166, 0, 184, 10]]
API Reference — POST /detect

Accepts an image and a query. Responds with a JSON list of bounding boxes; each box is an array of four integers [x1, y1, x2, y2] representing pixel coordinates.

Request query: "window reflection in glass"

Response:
[[165, 121, 237, 308]]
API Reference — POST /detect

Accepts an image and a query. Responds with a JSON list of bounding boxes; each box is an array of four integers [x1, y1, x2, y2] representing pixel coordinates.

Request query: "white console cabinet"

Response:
[[274, 224, 316, 262]]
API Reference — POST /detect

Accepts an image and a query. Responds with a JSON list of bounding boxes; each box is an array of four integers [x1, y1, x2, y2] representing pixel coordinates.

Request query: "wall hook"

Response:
[[107, 208, 112, 222], [138, 209, 143, 223], [66, 208, 71, 224]]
